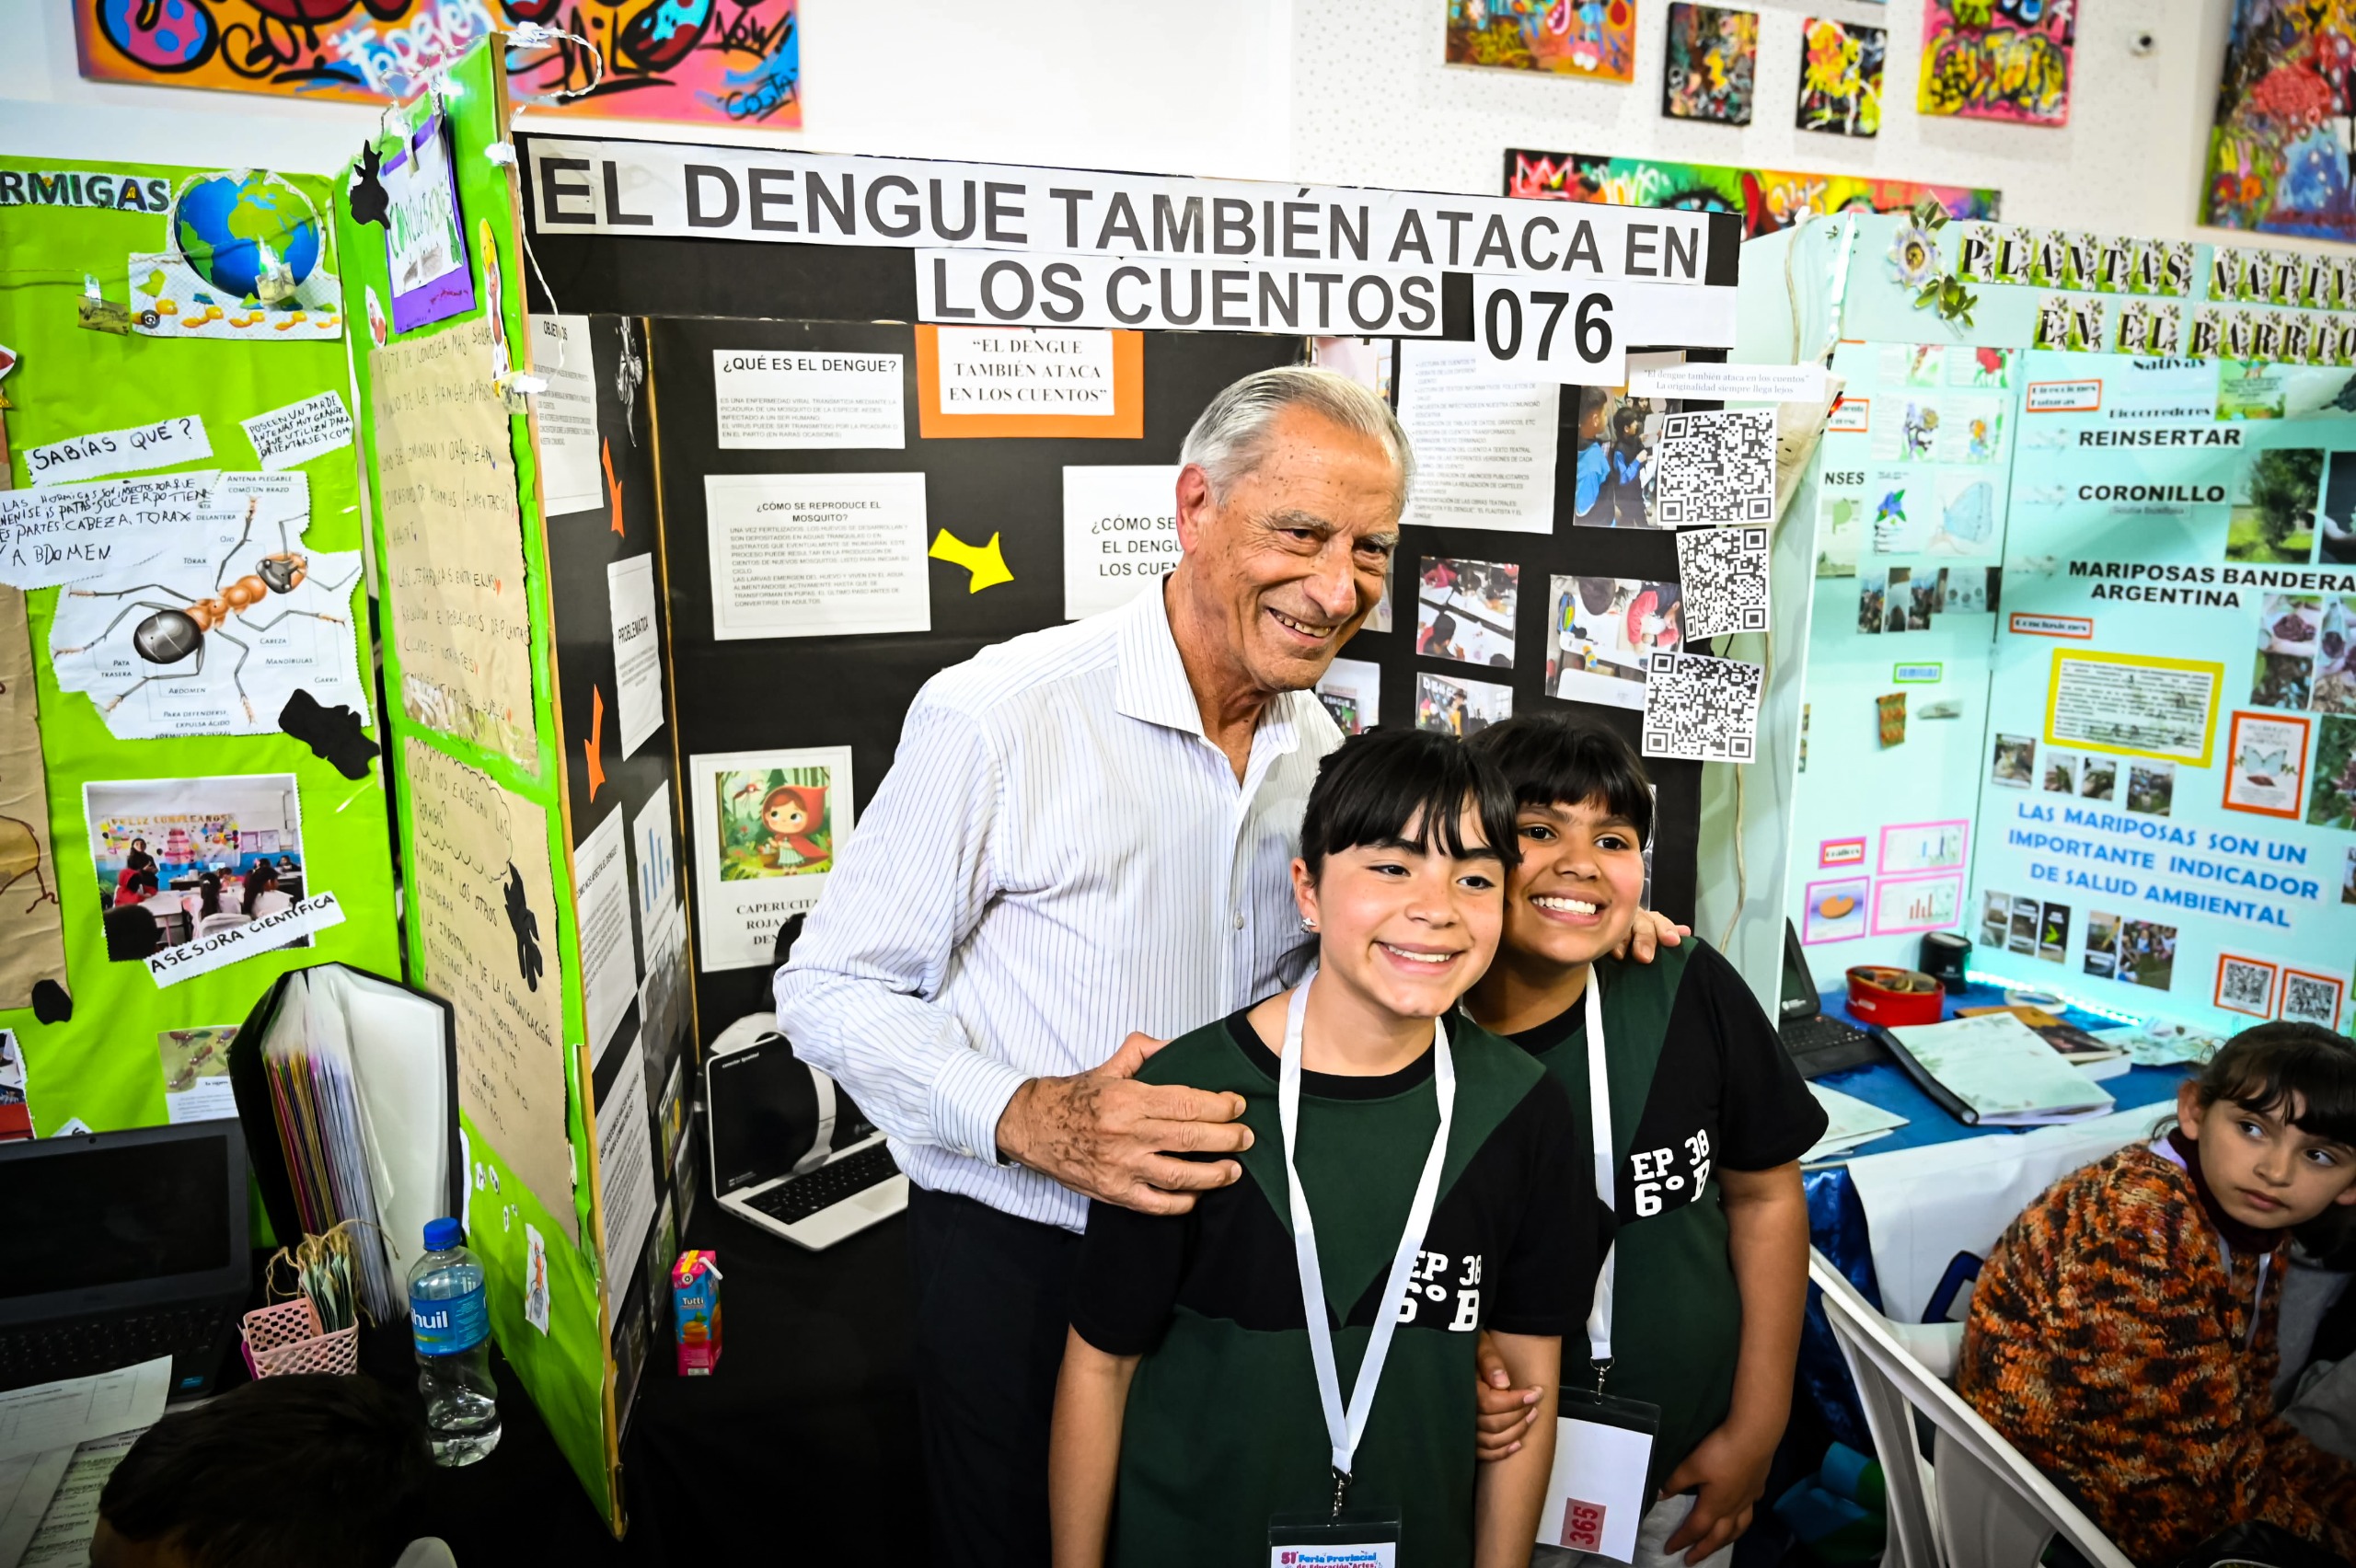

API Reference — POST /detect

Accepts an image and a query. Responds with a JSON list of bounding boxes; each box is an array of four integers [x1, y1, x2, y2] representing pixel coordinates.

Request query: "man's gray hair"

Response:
[[1179, 365, 1415, 510]]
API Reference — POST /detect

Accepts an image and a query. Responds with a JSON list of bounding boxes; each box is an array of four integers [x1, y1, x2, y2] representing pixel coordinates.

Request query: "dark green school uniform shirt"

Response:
[[1070, 1009, 1600, 1568], [1508, 940, 1826, 1493]]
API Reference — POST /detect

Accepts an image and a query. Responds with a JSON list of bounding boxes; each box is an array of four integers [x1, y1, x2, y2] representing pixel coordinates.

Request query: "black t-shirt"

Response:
[[1507, 940, 1826, 1488], [1069, 1009, 1600, 1568]]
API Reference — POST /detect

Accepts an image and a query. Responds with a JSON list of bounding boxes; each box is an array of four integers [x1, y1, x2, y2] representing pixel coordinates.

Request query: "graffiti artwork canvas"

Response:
[[1796, 17, 1885, 137], [1662, 3, 1758, 125], [1506, 150, 1998, 238], [2203, 0, 2356, 240], [1917, 0, 2073, 125], [1447, 0, 1636, 84], [72, 0, 802, 129]]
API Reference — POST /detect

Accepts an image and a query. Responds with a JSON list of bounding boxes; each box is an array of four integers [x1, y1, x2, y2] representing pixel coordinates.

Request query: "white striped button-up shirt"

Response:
[[773, 584, 1344, 1231]]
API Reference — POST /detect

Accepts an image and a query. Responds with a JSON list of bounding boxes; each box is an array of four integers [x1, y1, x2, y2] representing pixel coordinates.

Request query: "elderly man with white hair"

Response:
[[775, 364, 1675, 1564]]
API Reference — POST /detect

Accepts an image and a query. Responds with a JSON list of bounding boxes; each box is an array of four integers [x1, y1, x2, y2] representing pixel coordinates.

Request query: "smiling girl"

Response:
[[1048, 729, 1597, 1568], [1960, 1023, 2356, 1565]]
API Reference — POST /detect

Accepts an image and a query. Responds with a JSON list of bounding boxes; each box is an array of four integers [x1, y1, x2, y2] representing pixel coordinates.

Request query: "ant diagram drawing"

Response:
[[51, 478, 369, 739]]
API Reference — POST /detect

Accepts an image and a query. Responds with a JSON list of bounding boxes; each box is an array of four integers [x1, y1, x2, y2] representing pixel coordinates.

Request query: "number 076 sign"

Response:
[[1475, 274, 1739, 386]]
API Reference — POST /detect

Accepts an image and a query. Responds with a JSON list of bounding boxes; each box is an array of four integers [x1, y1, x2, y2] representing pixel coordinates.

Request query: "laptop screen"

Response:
[[1779, 919, 1821, 1020], [0, 1132, 231, 1300], [710, 1034, 820, 1196]]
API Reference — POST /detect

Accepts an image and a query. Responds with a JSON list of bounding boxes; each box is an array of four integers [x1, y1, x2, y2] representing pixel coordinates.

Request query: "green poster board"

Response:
[[333, 42, 623, 1526], [0, 158, 400, 1145]]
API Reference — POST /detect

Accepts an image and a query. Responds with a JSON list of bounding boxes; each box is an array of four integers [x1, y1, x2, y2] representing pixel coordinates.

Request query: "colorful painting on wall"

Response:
[[1447, 0, 1637, 84], [1506, 150, 2000, 238], [2202, 0, 2356, 240], [71, 0, 802, 128], [1797, 17, 1885, 137], [1662, 3, 1758, 124], [1917, 0, 2073, 125]]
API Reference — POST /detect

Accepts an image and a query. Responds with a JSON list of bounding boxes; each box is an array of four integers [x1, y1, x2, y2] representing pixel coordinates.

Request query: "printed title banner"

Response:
[[525, 138, 1734, 282]]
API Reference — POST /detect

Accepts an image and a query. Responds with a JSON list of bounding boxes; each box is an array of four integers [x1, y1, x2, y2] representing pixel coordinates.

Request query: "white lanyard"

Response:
[[1279, 967, 1456, 1514], [1578, 975, 1617, 1373]]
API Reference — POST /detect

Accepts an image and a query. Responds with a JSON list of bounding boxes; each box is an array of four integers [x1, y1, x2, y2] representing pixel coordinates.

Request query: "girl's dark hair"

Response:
[[1299, 728, 1517, 882], [2191, 1020, 2356, 1146], [197, 872, 222, 918], [1466, 710, 1654, 846]]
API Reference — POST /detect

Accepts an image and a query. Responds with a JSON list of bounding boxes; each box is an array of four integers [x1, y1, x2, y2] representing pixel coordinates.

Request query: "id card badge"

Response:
[[1536, 1388, 1659, 1562], [1269, 1506, 1403, 1567]]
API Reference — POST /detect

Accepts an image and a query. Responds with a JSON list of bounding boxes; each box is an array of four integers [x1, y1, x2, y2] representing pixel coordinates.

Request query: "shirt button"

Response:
[[1232, 912, 1246, 930]]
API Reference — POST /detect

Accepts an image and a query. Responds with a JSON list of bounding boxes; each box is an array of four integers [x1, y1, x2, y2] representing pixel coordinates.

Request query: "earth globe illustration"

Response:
[[170, 171, 323, 304]]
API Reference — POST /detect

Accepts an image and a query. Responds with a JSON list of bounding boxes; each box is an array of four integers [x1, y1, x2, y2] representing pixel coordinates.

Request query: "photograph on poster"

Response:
[[1980, 889, 2010, 949], [1415, 672, 1511, 737], [1317, 658, 1382, 736], [2281, 968, 2347, 1029], [2117, 919, 2179, 990], [1367, 562, 1394, 634], [2084, 912, 2119, 979], [2314, 598, 2356, 710], [1873, 874, 1962, 936], [1803, 877, 1870, 944], [1906, 573, 1937, 631], [1858, 571, 1887, 635], [2320, 452, 2356, 566], [1664, 2, 1758, 123], [2041, 751, 2078, 793], [86, 775, 306, 964], [0, 1031, 25, 1141], [1885, 569, 1911, 633], [2225, 447, 2324, 564], [1879, 820, 1967, 875], [2311, 715, 2356, 828], [2216, 953, 2281, 1019], [2079, 755, 2117, 801], [159, 1026, 237, 1123], [2254, 649, 2316, 711], [1416, 558, 1519, 668], [2038, 903, 2071, 963], [2126, 763, 2177, 816], [2009, 894, 2040, 955], [1548, 576, 1682, 710], [2223, 710, 2312, 818], [1992, 732, 2035, 786], [688, 747, 852, 973], [1572, 389, 1665, 528]]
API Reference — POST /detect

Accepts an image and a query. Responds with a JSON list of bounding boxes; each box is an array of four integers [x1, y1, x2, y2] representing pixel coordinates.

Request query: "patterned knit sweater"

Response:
[[1958, 1143, 2356, 1567]]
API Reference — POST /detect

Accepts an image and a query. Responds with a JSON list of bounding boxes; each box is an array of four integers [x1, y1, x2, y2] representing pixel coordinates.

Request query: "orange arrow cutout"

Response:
[[602, 439, 624, 537], [584, 685, 607, 799]]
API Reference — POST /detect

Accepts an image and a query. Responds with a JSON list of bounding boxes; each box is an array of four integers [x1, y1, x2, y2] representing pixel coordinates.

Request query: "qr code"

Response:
[[1642, 650, 1763, 762], [2218, 956, 2275, 1017], [1675, 526, 1771, 640], [1654, 409, 1776, 526], [2281, 972, 2342, 1028]]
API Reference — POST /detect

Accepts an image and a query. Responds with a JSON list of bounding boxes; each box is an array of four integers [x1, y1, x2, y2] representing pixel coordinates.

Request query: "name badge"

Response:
[[1269, 1506, 1403, 1567], [1537, 1389, 1660, 1562]]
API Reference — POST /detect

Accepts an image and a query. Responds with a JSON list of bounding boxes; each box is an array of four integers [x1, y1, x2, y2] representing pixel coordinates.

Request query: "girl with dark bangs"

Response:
[[1959, 1022, 2356, 1565]]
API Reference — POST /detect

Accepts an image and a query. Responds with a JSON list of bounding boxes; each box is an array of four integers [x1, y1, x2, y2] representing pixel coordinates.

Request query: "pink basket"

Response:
[[240, 1297, 360, 1378]]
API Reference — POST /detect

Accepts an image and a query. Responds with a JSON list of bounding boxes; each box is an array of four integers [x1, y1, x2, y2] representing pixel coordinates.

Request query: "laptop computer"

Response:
[[706, 1015, 907, 1251], [1777, 919, 1888, 1078], [0, 1120, 250, 1397]]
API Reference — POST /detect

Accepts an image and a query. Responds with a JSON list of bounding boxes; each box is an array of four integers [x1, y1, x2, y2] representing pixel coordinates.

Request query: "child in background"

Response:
[[1463, 713, 1824, 1568], [1959, 1022, 2356, 1565], [1049, 729, 1597, 1568]]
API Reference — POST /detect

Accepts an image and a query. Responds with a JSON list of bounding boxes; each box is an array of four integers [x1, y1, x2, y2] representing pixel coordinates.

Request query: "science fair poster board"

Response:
[[1971, 349, 2356, 1033], [336, 42, 659, 1528], [0, 156, 399, 1148]]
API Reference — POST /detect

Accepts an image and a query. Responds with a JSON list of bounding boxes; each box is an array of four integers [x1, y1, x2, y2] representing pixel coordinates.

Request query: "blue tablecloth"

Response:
[[1795, 981, 2192, 1449]]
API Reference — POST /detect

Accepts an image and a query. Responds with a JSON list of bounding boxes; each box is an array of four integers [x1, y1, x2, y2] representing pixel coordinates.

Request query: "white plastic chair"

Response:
[[1810, 1251, 2134, 1568], [195, 912, 249, 939]]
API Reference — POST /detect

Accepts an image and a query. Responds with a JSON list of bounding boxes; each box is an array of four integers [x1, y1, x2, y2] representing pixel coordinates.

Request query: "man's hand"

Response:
[[1472, 1331, 1543, 1461], [996, 1032, 1253, 1215], [1615, 908, 1691, 965], [1657, 1421, 1777, 1563]]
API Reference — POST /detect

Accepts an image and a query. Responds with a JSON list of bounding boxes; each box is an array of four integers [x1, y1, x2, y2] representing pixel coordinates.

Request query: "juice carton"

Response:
[[672, 1250, 722, 1376]]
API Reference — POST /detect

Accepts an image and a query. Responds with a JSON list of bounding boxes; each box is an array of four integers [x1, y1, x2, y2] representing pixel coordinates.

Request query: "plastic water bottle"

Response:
[[409, 1217, 502, 1466]]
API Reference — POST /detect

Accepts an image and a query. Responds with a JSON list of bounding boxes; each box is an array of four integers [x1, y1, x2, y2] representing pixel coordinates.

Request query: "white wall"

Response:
[[1291, 0, 2232, 243], [0, 2, 1295, 179]]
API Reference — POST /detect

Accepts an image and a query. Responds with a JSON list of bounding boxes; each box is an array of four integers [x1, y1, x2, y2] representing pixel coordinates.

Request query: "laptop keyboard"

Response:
[[0, 1307, 226, 1393], [746, 1143, 900, 1227], [1782, 1012, 1876, 1056]]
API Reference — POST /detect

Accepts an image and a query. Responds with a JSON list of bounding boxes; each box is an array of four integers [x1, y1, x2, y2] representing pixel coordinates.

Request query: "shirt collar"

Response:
[[1113, 582, 1309, 762]]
